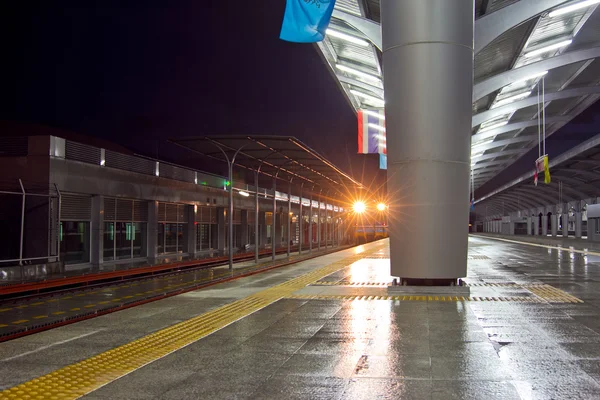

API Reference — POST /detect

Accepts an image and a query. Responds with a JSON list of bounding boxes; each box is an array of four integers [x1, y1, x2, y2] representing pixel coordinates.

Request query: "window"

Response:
[[104, 198, 147, 261], [60, 221, 90, 264]]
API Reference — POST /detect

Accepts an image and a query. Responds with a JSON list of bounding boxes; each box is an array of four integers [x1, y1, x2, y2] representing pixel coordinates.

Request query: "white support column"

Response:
[[551, 214, 558, 237], [575, 212, 583, 238], [542, 215, 548, 236], [534, 216, 540, 236], [382, 0, 473, 282], [527, 216, 532, 235]]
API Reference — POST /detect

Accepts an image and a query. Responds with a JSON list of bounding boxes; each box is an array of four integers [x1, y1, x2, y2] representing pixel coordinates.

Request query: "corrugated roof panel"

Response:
[[527, 11, 587, 48], [475, 19, 535, 82], [364, 0, 380, 23], [566, 59, 600, 87], [335, 0, 362, 16], [487, 0, 520, 14]]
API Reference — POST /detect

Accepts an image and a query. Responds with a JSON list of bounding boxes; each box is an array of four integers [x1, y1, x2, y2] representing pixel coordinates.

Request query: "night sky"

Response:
[[1, 1, 383, 189], [1, 1, 598, 197]]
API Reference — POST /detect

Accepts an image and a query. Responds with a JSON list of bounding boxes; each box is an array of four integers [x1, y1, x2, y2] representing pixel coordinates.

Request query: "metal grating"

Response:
[[335, 0, 362, 16], [487, 0, 520, 14], [116, 199, 133, 221], [132, 200, 148, 222], [60, 194, 92, 221], [159, 163, 195, 183], [474, 19, 535, 82], [0, 137, 28, 156], [65, 141, 100, 165], [196, 207, 216, 224], [104, 150, 154, 176], [104, 198, 116, 221]]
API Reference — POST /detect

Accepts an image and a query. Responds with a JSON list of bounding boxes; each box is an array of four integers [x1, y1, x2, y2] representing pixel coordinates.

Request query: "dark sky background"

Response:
[[1, 1, 383, 190], [1, 1, 598, 198]]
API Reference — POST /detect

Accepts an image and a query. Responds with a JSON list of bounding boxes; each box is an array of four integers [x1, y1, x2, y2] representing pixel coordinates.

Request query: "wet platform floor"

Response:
[[2, 236, 600, 399]]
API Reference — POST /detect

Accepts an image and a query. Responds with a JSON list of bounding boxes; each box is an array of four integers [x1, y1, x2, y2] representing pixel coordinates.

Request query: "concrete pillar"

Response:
[[91, 195, 104, 265], [186, 205, 197, 257], [240, 210, 248, 247], [216, 207, 225, 252], [575, 212, 582, 238], [551, 215, 558, 237], [382, 0, 474, 281], [509, 222, 515, 235], [534, 216, 539, 236], [147, 201, 158, 260], [542, 216, 548, 236], [527, 217, 532, 235], [562, 213, 569, 237]]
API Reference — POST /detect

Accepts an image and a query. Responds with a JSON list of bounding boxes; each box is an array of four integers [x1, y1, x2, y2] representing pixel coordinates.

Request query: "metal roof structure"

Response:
[[475, 132, 600, 215], [316, 0, 600, 192], [170, 135, 364, 191]]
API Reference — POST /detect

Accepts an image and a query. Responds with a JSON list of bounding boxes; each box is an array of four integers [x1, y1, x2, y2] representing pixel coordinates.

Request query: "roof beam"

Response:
[[472, 135, 536, 153], [473, 46, 600, 102], [473, 86, 600, 126], [471, 116, 569, 142], [337, 75, 384, 97], [475, 0, 566, 54]]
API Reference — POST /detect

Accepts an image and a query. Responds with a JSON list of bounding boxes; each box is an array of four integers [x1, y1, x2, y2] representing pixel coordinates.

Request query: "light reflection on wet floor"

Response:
[[82, 236, 600, 399]]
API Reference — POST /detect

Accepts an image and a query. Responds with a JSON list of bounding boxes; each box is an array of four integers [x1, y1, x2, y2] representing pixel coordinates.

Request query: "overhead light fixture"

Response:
[[479, 121, 508, 132], [549, 0, 600, 17], [326, 29, 370, 46], [362, 109, 385, 120], [336, 64, 380, 82], [514, 70, 549, 84], [350, 90, 384, 104], [368, 123, 386, 132], [472, 138, 494, 148], [491, 91, 532, 108], [523, 39, 572, 58], [238, 190, 250, 197]]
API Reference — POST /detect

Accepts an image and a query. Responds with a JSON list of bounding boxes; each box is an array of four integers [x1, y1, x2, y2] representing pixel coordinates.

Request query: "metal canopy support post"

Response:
[[254, 171, 259, 264], [272, 177, 277, 261], [332, 203, 336, 247], [19, 179, 25, 266], [309, 190, 313, 253], [382, 0, 473, 282], [287, 181, 291, 257], [318, 190, 322, 250], [299, 183, 303, 255], [56, 184, 62, 262]]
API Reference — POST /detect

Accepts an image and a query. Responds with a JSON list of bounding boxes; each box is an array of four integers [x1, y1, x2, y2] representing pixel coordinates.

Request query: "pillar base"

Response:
[[393, 278, 465, 287]]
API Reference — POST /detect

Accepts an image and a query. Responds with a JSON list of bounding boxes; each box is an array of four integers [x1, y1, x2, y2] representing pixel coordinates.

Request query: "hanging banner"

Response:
[[279, 0, 337, 43], [357, 109, 386, 154], [535, 155, 550, 185]]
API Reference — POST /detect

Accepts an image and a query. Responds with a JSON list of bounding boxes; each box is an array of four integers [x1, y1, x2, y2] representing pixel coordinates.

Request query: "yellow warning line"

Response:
[[0, 245, 385, 400], [285, 294, 544, 302]]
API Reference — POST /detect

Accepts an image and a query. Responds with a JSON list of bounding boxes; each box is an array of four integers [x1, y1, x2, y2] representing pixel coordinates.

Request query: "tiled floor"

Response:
[[3, 236, 600, 399]]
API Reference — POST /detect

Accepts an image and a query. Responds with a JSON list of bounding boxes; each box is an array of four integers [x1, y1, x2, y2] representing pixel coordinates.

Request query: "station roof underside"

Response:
[[319, 0, 600, 192], [170, 135, 364, 193], [475, 132, 600, 216]]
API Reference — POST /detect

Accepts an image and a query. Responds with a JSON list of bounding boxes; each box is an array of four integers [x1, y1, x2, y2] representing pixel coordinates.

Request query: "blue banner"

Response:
[[280, 0, 336, 43]]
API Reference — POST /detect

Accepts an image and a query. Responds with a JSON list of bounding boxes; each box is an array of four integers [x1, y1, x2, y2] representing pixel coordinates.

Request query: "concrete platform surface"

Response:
[[1, 236, 600, 399]]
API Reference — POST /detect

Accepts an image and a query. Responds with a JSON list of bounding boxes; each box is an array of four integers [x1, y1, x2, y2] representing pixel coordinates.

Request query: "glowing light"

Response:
[[479, 121, 508, 132], [326, 29, 370, 46], [377, 203, 387, 211], [549, 0, 600, 17], [353, 201, 367, 213], [238, 190, 249, 197], [350, 90, 384, 105], [524, 39, 572, 58], [491, 91, 532, 108], [336, 64, 380, 82], [514, 70, 549, 84]]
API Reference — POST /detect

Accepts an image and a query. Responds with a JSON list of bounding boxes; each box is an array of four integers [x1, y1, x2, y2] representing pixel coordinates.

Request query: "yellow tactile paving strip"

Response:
[[526, 284, 584, 303], [286, 294, 546, 302], [0, 246, 385, 400]]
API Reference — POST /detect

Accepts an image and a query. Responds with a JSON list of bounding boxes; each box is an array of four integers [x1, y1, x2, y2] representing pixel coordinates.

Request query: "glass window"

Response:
[[60, 221, 90, 264], [165, 223, 177, 253], [157, 223, 164, 254], [104, 222, 115, 261], [132, 222, 146, 257], [197, 223, 210, 251], [116, 222, 131, 259], [177, 223, 185, 253]]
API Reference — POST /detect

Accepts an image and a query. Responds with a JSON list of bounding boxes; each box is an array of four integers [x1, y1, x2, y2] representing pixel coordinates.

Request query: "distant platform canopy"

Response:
[[170, 135, 364, 191]]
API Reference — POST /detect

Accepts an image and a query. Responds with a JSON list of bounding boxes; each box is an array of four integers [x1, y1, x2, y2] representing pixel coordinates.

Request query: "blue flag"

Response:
[[280, 0, 337, 43], [379, 154, 387, 170]]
